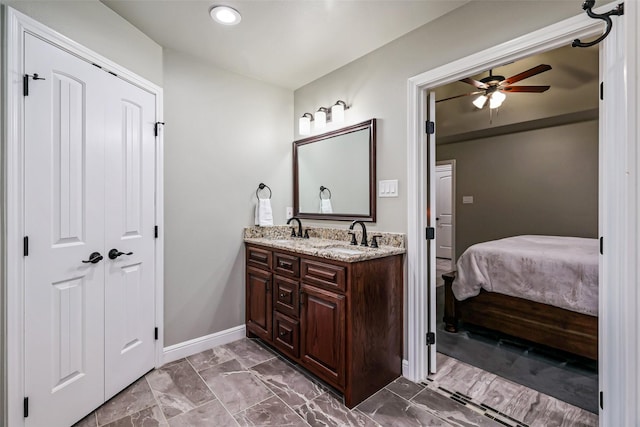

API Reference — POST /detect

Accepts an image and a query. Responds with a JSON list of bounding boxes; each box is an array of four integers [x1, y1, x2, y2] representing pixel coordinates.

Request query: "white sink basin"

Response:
[[325, 247, 364, 255]]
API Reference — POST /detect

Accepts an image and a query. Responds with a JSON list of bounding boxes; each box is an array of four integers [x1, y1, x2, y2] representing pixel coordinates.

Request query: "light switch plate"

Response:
[[462, 196, 474, 204], [286, 207, 293, 219], [379, 180, 399, 198]]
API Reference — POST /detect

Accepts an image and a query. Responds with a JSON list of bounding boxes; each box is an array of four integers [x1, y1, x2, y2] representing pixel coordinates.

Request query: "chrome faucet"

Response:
[[287, 216, 304, 238], [348, 220, 368, 246]]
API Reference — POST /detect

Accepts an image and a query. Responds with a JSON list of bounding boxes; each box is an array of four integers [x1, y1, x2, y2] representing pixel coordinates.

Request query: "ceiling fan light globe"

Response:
[[473, 95, 487, 109], [489, 91, 506, 109]]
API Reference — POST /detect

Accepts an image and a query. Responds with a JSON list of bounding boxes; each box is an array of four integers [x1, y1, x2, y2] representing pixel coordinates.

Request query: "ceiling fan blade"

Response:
[[501, 85, 550, 93], [503, 64, 552, 85], [436, 91, 483, 103], [460, 77, 488, 89]]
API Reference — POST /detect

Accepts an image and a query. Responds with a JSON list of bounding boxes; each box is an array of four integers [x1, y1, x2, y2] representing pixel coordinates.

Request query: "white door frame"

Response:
[[3, 8, 165, 426], [406, 4, 638, 426], [435, 160, 455, 261]]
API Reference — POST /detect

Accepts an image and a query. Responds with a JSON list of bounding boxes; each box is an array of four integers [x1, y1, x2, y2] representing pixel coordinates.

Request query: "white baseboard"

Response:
[[162, 324, 246, 365], [402, 359, 409, 377]]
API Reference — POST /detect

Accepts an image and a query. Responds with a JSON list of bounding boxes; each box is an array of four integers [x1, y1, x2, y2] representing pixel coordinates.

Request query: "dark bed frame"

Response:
[[442, 271, 598, 360]]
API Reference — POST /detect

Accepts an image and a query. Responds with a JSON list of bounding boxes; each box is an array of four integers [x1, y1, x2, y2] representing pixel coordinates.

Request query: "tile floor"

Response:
[[74, 337, 597, 427]]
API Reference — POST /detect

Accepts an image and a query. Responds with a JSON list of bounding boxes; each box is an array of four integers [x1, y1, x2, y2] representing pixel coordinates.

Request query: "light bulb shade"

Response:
[[472, 95, 487, 109], [489, 91, 506, 109], [331, 103, 345, 123], [299, 115, 311, 135], [315, 109, 327, 128]]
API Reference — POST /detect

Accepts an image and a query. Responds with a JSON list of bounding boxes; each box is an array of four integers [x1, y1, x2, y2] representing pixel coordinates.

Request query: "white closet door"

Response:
[[103, 74, 157, 399], [23, 34, 106, 427]]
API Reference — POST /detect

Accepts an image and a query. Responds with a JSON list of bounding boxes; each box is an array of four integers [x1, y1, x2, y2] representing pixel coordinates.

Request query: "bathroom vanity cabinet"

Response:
[[245, 242, 403, 408]]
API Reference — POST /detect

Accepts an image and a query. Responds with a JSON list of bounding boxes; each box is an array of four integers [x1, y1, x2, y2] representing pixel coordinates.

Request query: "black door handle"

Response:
[[82, 252, 103, 264], [108, 249, 133, 260]]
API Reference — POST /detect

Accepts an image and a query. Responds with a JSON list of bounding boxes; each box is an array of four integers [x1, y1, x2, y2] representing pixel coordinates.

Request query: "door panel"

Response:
[[24, 33, 105, 427], [246, 267, 273, 341], [300, 284, 345, 387], [104, 76, 157, 399], [435, 165, 453, 259]]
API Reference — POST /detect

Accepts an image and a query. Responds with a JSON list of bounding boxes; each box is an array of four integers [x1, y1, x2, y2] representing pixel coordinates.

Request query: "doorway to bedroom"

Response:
[[432, 43, 599, 415]]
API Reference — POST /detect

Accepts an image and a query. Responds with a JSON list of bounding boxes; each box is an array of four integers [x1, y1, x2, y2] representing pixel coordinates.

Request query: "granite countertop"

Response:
[[243, 226, 406, 263]]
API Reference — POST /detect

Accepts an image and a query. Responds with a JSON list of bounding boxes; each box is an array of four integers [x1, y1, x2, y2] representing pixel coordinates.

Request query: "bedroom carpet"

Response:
[[435, 285, 599, 414]]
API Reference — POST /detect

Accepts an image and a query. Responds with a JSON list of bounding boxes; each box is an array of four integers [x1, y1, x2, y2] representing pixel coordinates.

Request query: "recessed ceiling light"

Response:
[[210, 5, 241, 25]]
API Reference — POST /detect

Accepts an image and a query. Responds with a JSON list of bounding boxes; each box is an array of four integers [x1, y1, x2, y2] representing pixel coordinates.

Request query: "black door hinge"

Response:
[[23, 236, 29, 256], [154, 122, 165, 137], [426, 227, 435, 240], [426, 332, 435, 345], [23, 73, 46, 96], [425, 121, 435, 135], [600, 82, 604, 100], [23, 397, 29, 418], [599, 391, 603, 409], [154, 225, 159, 239], [600, 236, 604, 255], [154, 327, 159, 340]]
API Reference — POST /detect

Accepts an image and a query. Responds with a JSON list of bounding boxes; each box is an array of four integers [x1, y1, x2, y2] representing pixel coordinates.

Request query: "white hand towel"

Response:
[[255, 198, 274, 226], [320, 198, 333, 214]]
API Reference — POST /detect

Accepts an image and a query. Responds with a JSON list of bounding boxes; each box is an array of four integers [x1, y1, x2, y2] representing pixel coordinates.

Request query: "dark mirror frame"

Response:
[[293, 118, 376, 222]]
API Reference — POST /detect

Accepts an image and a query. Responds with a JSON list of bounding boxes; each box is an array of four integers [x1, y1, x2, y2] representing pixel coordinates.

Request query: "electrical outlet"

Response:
[[286, 207, 293, 219]]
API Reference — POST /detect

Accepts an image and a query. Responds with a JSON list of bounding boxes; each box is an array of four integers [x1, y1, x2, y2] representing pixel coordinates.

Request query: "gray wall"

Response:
[[2, 0, 163, 85], [293, 1, 594, 234], [437, 120, 599, 257], [163, 48, 293, 346]]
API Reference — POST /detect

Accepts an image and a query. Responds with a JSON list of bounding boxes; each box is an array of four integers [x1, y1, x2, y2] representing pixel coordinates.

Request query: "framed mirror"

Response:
[[293, 119, 376, 221]]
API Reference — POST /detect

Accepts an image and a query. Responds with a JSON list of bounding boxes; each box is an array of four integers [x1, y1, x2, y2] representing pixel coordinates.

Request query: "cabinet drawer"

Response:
[[273, 312, 299, 359], [274, 275, 300, 318], [247, 246, 272, 270], [274, 252, 300, 278], [301, 259, 346, 292]]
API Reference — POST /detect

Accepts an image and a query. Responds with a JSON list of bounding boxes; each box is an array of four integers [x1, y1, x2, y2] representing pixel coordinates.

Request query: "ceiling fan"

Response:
[[437, 64, 552, 110]]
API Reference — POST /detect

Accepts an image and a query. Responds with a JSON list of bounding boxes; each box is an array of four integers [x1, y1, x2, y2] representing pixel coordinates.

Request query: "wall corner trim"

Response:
[[162, 325, 246, 365]]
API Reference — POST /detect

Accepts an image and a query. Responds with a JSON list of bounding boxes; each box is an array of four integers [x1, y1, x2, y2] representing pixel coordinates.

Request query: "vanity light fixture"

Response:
[[299, 100, 351, 135], [299, 113, 314, 136], [209, 5, 242, 25], [315, 107, 328, 129]]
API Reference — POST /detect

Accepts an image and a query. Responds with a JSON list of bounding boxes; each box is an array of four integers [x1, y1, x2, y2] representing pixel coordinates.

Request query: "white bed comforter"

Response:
[[452, 235, 599, 316]]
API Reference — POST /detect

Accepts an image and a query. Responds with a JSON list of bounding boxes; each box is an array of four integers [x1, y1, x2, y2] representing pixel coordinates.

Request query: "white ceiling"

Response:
[[101, 0, 469, 89]]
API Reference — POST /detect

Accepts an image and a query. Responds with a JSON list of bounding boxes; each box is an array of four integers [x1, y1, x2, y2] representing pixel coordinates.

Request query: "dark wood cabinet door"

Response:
[[246, 266, 272, 342], [273, 312, 300, 359], [300, 284, 345, 388], [274, 275, 299, 318]]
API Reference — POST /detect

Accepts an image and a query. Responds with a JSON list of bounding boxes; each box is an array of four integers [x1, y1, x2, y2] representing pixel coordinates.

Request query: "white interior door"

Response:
[[23, 32, 157, 425], [23, 33, 106, 427], [427, 91, 437, 372], [104, 75, 157, 399], [435, 164, 453, 259]]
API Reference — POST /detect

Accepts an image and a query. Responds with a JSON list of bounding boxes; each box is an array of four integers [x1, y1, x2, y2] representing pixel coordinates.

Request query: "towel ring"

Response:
[[319, 186, 332, 200], [256, 183, 272, 200]]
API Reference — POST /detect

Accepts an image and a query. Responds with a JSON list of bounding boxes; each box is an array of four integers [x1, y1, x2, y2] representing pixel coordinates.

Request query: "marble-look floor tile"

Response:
[[145, 359, 215, 420], [234, 395, 308, 426], [223, 338, 276, 368], [524, 392, 598, 427], [357, 388, 451, 427], [167, 400, 238, 427], [411, 387, 501, 426], [102, 405, 167, 427], [73, 412, 97, 427], [187, 345, 236, 372], [199, 358, 273, 414], [479, 375, 531, 415], [385, 376, 426, 400], [298, 393, 379, 427], [428, 354, 497, 399], [251, 357, 326, 408], [96, 378, 157, 426]]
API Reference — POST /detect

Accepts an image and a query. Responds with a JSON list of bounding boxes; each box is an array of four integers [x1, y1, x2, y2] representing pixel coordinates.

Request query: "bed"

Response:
[[443, 235, 598, 360]]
